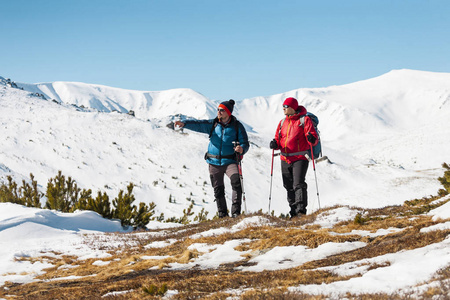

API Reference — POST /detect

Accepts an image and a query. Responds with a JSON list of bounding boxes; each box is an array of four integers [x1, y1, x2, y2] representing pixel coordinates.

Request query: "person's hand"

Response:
[[269, 139, 278, 149], [234, 145, 244, 154], [307, 133, 316, 144], [174, 121, 185, 128]]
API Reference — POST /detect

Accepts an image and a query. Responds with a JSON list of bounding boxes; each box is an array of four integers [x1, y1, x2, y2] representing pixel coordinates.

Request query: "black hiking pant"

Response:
[[281, 159, 309, 217], [209, 163, 242, 217]]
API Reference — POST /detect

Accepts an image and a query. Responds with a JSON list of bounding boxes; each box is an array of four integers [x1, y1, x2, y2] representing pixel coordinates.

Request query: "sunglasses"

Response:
[[217, 108, 226, 112], [283, 105, 290, 108]]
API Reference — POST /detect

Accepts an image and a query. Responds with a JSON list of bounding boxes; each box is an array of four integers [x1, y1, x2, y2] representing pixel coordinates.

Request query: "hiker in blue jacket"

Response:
[[175, 100, 250, 218]]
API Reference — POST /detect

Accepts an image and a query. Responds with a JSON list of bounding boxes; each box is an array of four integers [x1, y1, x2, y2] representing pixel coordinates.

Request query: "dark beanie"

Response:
[[218, 99, 235, 116]]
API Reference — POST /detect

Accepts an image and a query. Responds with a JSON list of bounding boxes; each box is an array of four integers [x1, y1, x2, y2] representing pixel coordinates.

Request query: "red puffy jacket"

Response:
[[274, 106, 319, 164]]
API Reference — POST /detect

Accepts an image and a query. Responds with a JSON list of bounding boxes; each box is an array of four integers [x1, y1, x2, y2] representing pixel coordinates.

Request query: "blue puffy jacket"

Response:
[[184, 116, 249, 166]]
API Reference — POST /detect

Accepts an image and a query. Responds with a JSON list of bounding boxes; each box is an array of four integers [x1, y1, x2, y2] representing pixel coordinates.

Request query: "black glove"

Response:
[[269, 139, 278, 149], [166, 122, 175, 130], [307, 133, 316, 144]]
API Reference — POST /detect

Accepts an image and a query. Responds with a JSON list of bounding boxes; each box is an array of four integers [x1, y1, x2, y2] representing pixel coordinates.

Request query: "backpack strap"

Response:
[[299, 115, 305, 127], [208, 117, 220, 139], [278, 118, 286, 141], [234, 117, 241, 142]]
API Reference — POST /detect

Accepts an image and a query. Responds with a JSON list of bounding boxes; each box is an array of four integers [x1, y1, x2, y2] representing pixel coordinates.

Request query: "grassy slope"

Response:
[[1, 195, 450, 299]]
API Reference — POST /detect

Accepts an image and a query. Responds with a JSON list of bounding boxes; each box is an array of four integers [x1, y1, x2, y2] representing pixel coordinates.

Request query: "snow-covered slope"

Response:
[[18, 80, 218, 120], [1, 70, 449, 218], [236, 69, 450, 169]]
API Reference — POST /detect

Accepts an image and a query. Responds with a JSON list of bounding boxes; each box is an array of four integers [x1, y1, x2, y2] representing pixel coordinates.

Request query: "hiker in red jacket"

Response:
[[269, 97, 319, 218]]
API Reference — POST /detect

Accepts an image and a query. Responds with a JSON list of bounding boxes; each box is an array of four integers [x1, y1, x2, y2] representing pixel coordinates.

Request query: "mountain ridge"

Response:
[[1, 69, 448, 218]]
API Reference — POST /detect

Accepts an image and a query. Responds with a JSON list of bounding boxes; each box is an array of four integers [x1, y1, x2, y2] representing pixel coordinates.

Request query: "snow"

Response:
[[429, 195, 450, 221], [0, 203, 124, 287], [311, 207, 360, 229], [169, 239, 252, 270], [240, 241, 367, 272], [1, 70, 450, 297], [190, 216, 271, 238], [290, 235, 450, 296]]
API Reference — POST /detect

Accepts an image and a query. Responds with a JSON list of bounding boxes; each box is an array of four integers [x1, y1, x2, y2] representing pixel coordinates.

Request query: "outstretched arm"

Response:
[[175, 119, 215, 135]]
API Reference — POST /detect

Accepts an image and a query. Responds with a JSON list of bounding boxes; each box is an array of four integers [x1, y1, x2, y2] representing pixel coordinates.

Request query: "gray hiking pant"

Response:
[[209, 163, 242, 217], [281, 159, 309, 217]]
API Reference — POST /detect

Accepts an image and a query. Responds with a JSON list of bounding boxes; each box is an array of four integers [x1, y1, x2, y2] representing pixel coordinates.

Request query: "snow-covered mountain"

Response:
[[17, 80, 217, 120], [1, 70, 449, 218]]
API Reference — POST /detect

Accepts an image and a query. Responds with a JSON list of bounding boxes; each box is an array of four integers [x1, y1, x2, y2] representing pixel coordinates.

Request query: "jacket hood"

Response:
[[287, 106, 307, 120]]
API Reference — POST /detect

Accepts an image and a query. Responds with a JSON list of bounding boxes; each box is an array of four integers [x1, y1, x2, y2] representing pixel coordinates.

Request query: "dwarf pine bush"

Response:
[[0, 174, 42, 208], [20, 174, 43, 208], [112, 183, 156, 229], [1, 172, 156, 230], [133, 202, 156, 229], [112, 183, 136, 227], [45, 171, 79, 212], [142, 283, 167, 296], [90, 191, 113, 219], [0, 176, 20, 204], [438, 162, 450, 196], [194, 207, 209, 223]]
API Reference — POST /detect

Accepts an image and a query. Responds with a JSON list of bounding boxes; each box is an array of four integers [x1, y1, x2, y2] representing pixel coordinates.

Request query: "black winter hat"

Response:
[[218, 99, 235, 116]]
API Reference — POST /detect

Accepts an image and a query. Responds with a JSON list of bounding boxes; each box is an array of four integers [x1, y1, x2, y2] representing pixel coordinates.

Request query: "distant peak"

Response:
[[383, 68, 448, 77]]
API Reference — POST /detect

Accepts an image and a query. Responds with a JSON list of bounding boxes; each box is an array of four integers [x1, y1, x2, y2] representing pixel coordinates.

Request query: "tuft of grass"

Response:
[[142, 283, 168, 296]]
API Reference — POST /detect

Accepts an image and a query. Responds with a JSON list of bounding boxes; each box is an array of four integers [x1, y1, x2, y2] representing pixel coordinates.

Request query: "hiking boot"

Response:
[[290, 211, 306, 220], [218, 212, 229, 218]]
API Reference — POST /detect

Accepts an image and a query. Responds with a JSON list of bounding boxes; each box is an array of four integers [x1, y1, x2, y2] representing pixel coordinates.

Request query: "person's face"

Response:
[[283, 105, 296, 116], [217, 108, 230, 121]]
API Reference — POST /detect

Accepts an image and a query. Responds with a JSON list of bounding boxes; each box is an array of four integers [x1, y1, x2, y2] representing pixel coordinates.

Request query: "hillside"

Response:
[[1, 193, 450, 298], [1, 70, 450, 298], [1, 70, 448, 217]]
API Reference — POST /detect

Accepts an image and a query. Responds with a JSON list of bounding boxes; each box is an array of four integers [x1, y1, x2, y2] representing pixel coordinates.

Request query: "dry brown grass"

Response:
[[1, 197, 450, 299]]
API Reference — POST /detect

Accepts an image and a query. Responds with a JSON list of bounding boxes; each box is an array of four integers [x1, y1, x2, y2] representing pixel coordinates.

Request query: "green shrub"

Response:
[[45, 171, 79, 212], [112, 183, 155, 229], [133, 202, 156, 229], [0, 175, 20, 204], [354, 213, 368, 225], [194, 207, 209, 223], [20, 174, 42, 208], [0, 174, 42, 208], [89, 191, 113, 219], [142, 283, 168, 296], [438, 162, 450, 194], [112, 183, 136, 227]]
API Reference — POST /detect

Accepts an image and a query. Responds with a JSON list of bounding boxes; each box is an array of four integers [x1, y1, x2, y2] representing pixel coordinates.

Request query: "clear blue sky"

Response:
[[1, 0, 449, 100]]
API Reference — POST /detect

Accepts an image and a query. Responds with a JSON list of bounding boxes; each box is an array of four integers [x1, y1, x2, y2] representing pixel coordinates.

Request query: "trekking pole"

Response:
[[234, 141, 247, 214], [238, 159, 247, 214], [268, 149, 275, 214], [310, 145, 321, 210]]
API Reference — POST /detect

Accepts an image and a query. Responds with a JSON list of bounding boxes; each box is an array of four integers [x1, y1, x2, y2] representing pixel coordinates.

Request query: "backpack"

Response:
[[207, 116, 243, 161], [301, 112, 322, 159], [278, 112, 322, 160]]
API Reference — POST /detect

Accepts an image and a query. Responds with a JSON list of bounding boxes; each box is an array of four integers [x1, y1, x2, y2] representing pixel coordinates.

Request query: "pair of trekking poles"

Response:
[[268, 144, 321, 214], [236, 142, 320, 215]]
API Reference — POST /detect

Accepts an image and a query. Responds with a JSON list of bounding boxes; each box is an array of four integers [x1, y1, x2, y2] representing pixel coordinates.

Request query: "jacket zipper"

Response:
[[284, 117, 291, 152], [219, 126, 225, 164]]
